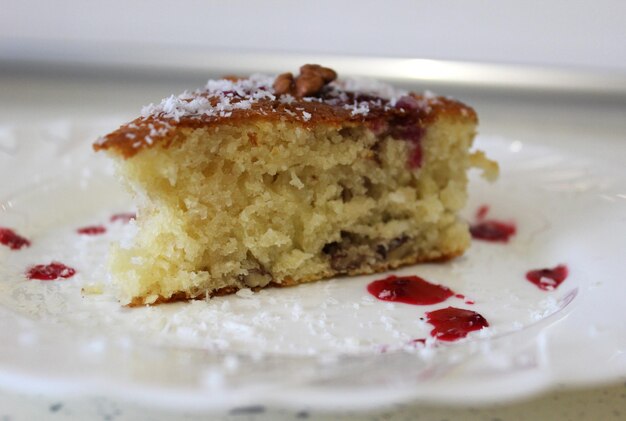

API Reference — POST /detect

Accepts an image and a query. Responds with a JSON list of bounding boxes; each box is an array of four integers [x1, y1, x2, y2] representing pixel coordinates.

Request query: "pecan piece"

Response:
[[242, 268, 272, 288], [273, 72, 295, 95], [295, 73, 326, 97], [237, 254, 274, 288], [300, 64, 337, 83], [273, 64, 338, 98]]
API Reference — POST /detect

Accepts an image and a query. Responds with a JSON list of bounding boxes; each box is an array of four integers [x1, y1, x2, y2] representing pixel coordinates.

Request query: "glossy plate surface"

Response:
[[1, 115, 625, 410]]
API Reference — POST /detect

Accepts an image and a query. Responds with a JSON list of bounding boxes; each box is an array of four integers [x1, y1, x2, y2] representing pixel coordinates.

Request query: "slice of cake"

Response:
[[95, 64, 497, 306]]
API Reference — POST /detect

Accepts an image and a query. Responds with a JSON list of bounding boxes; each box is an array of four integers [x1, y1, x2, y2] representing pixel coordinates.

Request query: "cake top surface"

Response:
[[94, 64, 477, 158]]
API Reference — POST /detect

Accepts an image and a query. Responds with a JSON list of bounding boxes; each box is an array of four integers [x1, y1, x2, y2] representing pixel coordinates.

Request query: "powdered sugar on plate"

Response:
[[11, 120, 626, 411], [0, 130, 576, 356]]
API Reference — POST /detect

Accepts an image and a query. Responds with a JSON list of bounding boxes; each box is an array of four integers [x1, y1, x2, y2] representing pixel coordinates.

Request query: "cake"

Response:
[[94, 64, 497, 306]]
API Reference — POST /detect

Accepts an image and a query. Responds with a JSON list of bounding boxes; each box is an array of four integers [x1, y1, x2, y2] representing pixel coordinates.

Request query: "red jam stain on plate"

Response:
[[469, 204, 516, 242], [475, 205, 490, 221], [425, 307, 489, 341], [409, 338, 427, 346], [454, 293, 475, 305], [0, 227, 31, 250], [367, 275, 454, 305], [26, 262, 76, 281], [77, 225, 106, 235], [526, 264, 569, 291], [110, 213, 136, 223], [379, 338, 429, 353]]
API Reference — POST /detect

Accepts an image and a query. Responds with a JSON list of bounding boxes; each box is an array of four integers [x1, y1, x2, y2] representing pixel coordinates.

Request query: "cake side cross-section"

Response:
[[94, 64, 498, 306]]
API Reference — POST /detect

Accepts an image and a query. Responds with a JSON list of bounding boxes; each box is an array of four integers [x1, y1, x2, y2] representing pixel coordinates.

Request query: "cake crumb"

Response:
[[236, 288, 254, 299], [81, 282, 104, 295]]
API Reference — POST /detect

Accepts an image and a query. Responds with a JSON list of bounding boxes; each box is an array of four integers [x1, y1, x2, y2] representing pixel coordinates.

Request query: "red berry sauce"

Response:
[[526, 264, 569, 291], [425, 307, 489, 341], [379, 338, 428, 353], [470, 221, 516, 242], [77, 225, 106, 235], [27, 262, 76, 281], [475, 205, 490, 221], [367, 275, 454, 305], [470, 205, 516, 243], [0, 227, 31, 250], [409, 338, 427, 346], [454, 293, 475, 305], [110, 213, 136, 223], [367, 95, 428, 169], [407, 141, 423, 169]]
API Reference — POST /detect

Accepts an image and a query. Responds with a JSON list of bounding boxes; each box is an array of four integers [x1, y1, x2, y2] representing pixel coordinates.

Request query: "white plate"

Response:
[[0, 119, 625, 411]]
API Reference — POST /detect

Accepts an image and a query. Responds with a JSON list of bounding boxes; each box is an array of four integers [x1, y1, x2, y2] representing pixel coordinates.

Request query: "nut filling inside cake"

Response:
[[95, 64, 497, 305]]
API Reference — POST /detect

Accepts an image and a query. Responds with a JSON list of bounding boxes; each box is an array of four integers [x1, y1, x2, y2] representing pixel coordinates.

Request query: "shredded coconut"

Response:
[[140, 74, 276, 121], [280, 94, 296, 104], [108, 72, 448, 154], [136, 73, 438, 124], [345, 101, 370, 116]]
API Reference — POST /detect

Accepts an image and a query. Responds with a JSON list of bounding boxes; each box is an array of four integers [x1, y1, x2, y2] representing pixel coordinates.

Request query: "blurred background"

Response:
[[1, 0, 625, 125], [1, 0, 625, 70], [1, 0, 624, 153]]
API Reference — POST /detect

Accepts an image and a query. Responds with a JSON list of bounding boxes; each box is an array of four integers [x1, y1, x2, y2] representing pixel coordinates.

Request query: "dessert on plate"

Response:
[[95, 64, 497, 305]]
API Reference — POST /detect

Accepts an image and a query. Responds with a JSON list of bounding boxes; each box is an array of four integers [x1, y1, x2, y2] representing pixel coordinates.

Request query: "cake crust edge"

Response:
[[127, 248, 464, 307]]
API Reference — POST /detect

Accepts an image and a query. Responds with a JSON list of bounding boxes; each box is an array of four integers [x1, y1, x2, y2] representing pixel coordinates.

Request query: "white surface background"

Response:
[[2, 0, 626, 71], [1, 382, 625, 421]]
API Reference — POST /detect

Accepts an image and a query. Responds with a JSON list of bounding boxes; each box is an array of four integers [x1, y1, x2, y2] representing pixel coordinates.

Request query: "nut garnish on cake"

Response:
[[94, 64, 497, 306]]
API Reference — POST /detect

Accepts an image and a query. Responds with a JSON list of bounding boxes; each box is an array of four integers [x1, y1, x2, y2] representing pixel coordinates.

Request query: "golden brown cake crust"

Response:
[[127, 249, 463, 307], [94, 66, 477, 159]]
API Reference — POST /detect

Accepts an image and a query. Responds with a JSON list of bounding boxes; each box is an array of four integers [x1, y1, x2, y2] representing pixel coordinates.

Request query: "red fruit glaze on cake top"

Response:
[[470, 205, 516, 243], [367, 275, 454, 305], [95, 64, 478, 160], [526, 265, 569, 291], [110, 213, 136, 223], [392, 96, 426, 169], [407, 141, 423, 169], [0, 227, 31, 250], [27, 262, 76, 281], [425, 307, 489, 341], [77, 225, 106, 235]]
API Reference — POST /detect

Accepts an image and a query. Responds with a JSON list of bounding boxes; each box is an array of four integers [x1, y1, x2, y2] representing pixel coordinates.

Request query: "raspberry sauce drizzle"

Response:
[[425, 307, 489, 341], [0, 227, 31, 250], [454, 293, 475, 305], [27, 262, 76, 281], [77, 225, 106, 235], [110, 213, 136, 223], [470, 205, 516, 243], [475, 205, 490, 220], [526, 265, 569, 291], [367, 275, 454, 305]]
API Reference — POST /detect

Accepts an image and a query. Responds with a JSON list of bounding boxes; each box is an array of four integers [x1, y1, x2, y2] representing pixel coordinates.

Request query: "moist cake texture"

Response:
[[95, 64, 497, 305]]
